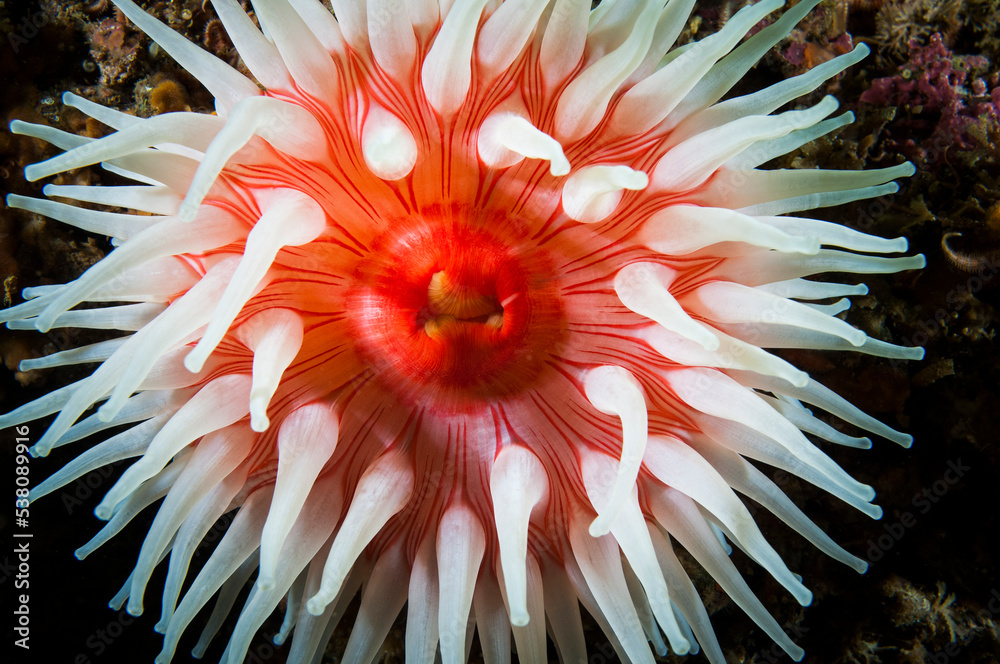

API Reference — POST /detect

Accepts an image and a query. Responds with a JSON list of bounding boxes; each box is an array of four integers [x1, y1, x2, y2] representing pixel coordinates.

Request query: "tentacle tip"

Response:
[[510, 611, 529, 627], [856, 559, 870, 575], [819, 94, 839, 109], [858, 437, 873, 450], [73, 548, 87, 561], [871, 504, 884, 520], [250, 412, 270, 432], [274, 633, 288, 646], [178, 201, 200, 223], [898, 433, 915, 448], [23, 165, 45, 183], [95, 504, 114, 521], [789, 371, 810, 389], [126, 601, 144, 617], [183, 350, 207, 374], [697, 333, 721, 352], [855, 42, 871, 57], [588, 516, 611, 538], [306, 596, 327, 616], [97, 403, 121, 423], [913, 253, 927, 269], [672, 639, 691, 655], [257, 577, 275, 592], [29, 444, 48, 458], [153, 621, 167, 634], [901, 161, 917, 177], [888, 237, 909, 253], [798, 238, 822, 255]]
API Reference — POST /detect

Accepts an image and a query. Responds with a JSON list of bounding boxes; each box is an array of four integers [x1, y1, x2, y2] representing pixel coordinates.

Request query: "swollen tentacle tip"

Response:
[[587, 515, 612, 538], [96, 400, 123, 423], [788, 369, 810, 389], [562, 165, 648, 223], [178, 201, 199, 223], [858, 483, 877, 502], [362, 105, 418, 180], [798, 237, 822, 255], [126, 600, 143, 617], [23, 165, 44, 182], [899, 433, 915, 448], [73, 547, 87, 561], [33, 317, 55, 334], [305, 595, 327, 616], [846, 329, 867, 347], [250, 409, 270, 432], [257, 576, 275, 592], [510, 611, 529, 628], [183, 348, 208, 374]]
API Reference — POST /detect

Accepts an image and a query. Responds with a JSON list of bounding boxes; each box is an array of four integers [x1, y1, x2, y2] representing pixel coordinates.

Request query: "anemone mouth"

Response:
[[348, 205, 568, 408]]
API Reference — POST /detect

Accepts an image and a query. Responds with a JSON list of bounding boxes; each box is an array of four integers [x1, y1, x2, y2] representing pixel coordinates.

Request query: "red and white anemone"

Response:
[[2, 0, 923, 662]]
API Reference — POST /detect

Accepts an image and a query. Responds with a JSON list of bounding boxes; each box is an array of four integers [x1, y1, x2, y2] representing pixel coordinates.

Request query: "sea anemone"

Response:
[[3, 0, 924, 662]]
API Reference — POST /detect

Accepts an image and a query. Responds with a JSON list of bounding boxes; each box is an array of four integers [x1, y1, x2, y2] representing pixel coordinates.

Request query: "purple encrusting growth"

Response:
[[861, 33, 1000, 166]]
